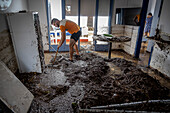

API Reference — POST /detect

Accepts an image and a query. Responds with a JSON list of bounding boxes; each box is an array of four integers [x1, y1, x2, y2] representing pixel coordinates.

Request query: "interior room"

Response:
[[0, 0, 170, 112]]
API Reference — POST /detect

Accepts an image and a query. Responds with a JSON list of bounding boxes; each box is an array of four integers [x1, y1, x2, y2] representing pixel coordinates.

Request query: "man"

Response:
[[51, 18, 81, 61], [133, 14, 140, 26]]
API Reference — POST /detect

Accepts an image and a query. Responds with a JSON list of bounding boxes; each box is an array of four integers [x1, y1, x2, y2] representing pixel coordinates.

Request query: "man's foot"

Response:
[[74, 54, 80, 59], [68, 59, 74, 62]]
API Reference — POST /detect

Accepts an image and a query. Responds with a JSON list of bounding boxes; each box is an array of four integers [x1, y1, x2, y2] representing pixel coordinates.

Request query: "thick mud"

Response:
[[15, 53, 170, 112], [79, 57, 170, 110]]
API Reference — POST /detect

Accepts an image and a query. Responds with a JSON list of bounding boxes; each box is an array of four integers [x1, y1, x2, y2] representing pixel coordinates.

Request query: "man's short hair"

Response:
[[51, 18, 59, 25]]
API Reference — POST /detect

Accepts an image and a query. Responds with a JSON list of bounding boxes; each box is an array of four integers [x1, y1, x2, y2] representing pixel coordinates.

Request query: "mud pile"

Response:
[[16, 53, 170, 112], [65, 56, 109, 84], [16, 73, 69, 102], [51, 53, 169, 110], [15, 72, 69, 112], [80, 57, 169, 109]]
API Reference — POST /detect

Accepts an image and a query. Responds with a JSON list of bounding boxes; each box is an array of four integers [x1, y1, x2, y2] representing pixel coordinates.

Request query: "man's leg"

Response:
[[74, 44, 79, 55], [69, 39, 76, 60], [147, 31, 150, 37]]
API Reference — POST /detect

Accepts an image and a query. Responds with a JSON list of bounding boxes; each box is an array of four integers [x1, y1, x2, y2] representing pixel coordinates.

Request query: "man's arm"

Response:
[[58, 31, 66, 49], [53, 31, 65, 63]]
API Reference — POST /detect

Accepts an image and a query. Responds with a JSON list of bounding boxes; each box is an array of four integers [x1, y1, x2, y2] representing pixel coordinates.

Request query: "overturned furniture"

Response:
[[7, 12, 45, 73], [0, 61, 34, 113]]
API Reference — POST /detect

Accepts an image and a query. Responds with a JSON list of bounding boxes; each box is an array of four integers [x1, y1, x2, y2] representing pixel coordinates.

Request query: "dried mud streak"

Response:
[[34, 14, 45, 72], [0, 30, 18, 73]]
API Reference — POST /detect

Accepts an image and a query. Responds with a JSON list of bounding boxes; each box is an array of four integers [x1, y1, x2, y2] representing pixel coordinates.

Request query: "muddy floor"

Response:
[[15, 52, 170, 113]]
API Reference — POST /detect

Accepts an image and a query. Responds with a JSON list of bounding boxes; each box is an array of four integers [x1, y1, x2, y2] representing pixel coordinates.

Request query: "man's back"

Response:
[[60, 19, 80, 34]]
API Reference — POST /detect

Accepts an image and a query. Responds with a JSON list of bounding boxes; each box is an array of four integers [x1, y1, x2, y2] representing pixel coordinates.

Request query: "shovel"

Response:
[[49, 45, 59, 64], [46, 48, 59, 73], [53, 48, 59, 64], [45, 46, 60, 73]]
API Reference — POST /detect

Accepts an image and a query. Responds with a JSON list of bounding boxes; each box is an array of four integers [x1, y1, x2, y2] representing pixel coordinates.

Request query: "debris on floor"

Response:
[[15, 53, 170, 112]]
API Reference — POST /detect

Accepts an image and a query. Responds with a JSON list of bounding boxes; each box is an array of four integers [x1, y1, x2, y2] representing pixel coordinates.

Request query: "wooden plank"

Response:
[[0, 61, 34, 113]]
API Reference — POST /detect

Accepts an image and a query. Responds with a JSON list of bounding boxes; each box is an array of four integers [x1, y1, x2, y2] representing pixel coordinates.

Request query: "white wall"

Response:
[[147, 0, 161, 52], [0, 14, 8, 32], [81, 0, 96, 16], [112, 0, 143, 25], [114, 0, 143, 8], [28, 0, 49, 50], [150, 0, 162, 36], [1, 0, 28, 13], [65, 0, 78, 16], [147, 0, 156, 15], [50, 0, 62, 20], [159, 0, 170, 35], [150, 0, 170, 77], [150, 43, 170, 77], [98, 0, 110, 16]]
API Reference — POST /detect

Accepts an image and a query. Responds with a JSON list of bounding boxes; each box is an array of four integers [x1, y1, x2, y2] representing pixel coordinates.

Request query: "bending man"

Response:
[[51, 18, 81, 61]]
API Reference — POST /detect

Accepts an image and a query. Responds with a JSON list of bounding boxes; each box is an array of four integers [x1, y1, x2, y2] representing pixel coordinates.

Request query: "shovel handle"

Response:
[[53, 49, 59, 64]]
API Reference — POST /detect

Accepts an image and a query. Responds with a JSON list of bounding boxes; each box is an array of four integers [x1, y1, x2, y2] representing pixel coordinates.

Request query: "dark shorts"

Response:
[[70, 30, 81, 42]]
